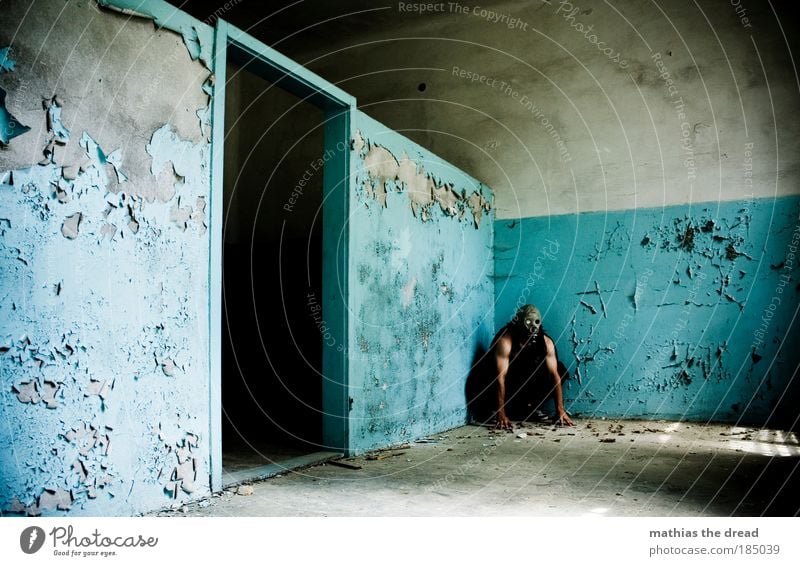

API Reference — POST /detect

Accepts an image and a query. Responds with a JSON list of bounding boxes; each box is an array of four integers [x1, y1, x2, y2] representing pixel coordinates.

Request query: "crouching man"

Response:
[[493, 304, 574, 429]]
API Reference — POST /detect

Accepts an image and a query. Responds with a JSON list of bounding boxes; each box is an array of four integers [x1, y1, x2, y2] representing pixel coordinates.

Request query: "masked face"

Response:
[[514, 304, 542, 338]]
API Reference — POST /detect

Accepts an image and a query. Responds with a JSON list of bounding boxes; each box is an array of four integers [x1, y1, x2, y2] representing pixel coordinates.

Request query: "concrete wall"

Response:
[[474, 1, 799, 426], [251, 0, 798, 427], [495, 196, 800, 427], [348, 111, 495, 452], [0, 0, 501, 514], [1, 0, 796, 515], [0, 1, 213, 515], [253, 0, 799, 218]]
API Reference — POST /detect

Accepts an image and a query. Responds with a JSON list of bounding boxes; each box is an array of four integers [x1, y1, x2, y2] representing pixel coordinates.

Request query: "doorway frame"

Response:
[[209, 20, 355, 491]]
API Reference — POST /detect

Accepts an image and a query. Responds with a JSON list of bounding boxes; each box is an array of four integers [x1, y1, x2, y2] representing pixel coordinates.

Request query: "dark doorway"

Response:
[[221, 60, 326, 481]]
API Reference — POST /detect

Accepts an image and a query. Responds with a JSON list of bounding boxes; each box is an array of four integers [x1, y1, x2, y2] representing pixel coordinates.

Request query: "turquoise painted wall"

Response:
[[348, 112, 495, 453], [0, 0, 499, 514], [0, 1, 214, 516], [494, 196, 800, 427]]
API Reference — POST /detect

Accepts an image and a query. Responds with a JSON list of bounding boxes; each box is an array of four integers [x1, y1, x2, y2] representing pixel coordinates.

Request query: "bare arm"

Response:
[[494, 334, 513, 430], [544, 335, 574, 426]]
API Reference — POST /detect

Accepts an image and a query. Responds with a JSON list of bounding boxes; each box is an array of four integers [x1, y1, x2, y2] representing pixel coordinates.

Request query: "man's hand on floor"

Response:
[[555, 411, 575, 427], [495, 413, 513, 430]]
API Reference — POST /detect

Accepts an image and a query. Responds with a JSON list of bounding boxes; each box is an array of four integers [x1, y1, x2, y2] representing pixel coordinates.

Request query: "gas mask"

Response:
[[513, 304, 542, 339]]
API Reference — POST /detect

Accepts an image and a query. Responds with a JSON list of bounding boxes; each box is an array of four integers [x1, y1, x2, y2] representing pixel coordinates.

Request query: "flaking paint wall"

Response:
[[494, 196, 800, 428], [348, 112, 495, 453], [0, 1, 501, 513], [0, 1, 213, 515]]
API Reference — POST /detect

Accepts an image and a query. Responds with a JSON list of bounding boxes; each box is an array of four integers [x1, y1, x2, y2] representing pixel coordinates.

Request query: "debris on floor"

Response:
[[327, 459, 363, 470], [720, 428, 756, 437], [366, 450, 406, 461], [147, 421, 800, 517], [236, 484, 254, 496]]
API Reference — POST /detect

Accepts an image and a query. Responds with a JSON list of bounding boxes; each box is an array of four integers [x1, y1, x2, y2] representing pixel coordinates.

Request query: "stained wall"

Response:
[[495, 197, 800, 427], [0, 0, 501, 514], [348, 112, 495, 452], [196, 2, 798, 429], [0, 0, 214, 515]]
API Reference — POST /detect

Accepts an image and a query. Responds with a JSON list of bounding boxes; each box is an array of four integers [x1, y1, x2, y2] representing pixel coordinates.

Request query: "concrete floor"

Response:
[[155, 420, 800, 517], [222, 441, 312, 473]]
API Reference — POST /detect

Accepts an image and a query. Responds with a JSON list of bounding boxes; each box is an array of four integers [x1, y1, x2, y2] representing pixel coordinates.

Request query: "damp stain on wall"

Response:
[[347, 113, 495, 453], [495, 197, 800, 426]]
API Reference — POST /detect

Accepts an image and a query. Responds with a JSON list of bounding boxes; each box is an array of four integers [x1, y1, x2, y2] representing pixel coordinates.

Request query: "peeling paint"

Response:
[[40, 96, 73, 166], [146, 123, 209, 233], [99, 222, 117, 240], [641, 213, 753, 272], [576, 280, 608, 318], [181, 25, 204, 63], [162, 430, 201, 498], [466, 191, 490, 228], [0, 87, 31, 144], [84, 378, 113, 400], [0, 46, 16, 73], [352, 128, 365, 153], [495, 198, 799, 423], [196, 105, 211, 140], [349, 112, 494, 452], [579, 299, 597, 314], [44, 96, 70, 144], [41, 380, 60, 408], [61, 212, 82, 239], [357, 132, 492, 228], [96, 0, 213, 69], [0, 6, 212, 514], [589, 221, 630, 261], [432, 183, 460, 216], [13, 380, 40, 404], [595, 280, 608, 318], [39, 488, 73, 512], [79, 132, 127, 187], [362, 144, 397, 207], [397, 153, 432, 218]]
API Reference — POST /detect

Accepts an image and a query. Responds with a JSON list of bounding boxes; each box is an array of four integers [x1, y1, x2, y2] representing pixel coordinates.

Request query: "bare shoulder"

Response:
[[542, 334, 556, 355], [495, 333, 513, 357]]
